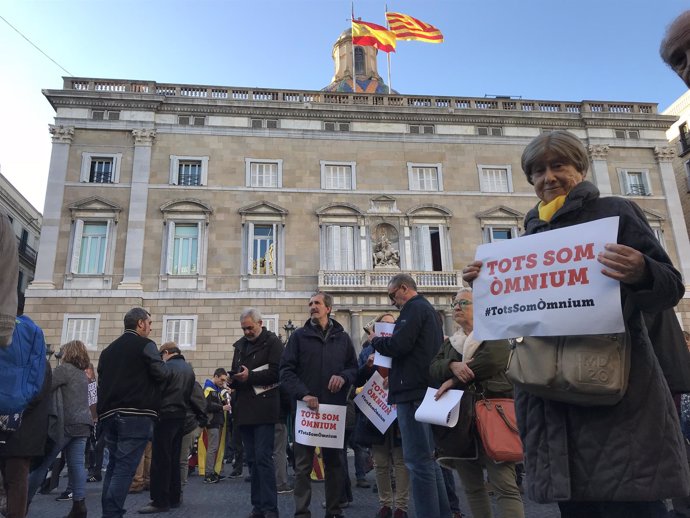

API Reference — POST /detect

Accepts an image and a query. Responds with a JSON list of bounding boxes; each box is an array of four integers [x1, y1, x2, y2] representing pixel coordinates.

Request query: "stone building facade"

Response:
[[0, 170, 42, 296], [28, 32, 690, 376]]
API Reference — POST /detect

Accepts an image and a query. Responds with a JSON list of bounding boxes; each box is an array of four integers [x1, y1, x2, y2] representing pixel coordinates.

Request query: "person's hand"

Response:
[[462, 261, 483, 285], [382, 376, 389, 390], [233, 365, 249, 383], [435, 378, 458, 399], [366, 354, 375, 368], [449, 360, 475, 384], [597, 244, 647, 285], [327, 375, 345, 393], [303, 395, 319, 410], [222, 404, 231, 412]]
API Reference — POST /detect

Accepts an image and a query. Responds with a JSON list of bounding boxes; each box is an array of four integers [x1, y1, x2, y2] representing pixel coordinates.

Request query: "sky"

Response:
[[0, 0, 688, 213]]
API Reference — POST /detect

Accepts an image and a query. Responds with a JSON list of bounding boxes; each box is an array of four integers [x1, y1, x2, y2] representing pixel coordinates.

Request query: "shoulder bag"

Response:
[[474, 396, 523, 463]]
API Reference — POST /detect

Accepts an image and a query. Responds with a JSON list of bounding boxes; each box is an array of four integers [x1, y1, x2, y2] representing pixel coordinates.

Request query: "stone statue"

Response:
[[372, 235, 400, 268]]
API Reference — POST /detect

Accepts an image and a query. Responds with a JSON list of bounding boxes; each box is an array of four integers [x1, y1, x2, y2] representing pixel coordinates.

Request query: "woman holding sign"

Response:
[[463, 130, 689, 518]]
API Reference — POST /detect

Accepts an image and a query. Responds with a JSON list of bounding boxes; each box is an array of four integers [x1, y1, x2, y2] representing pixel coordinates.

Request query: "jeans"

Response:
[[101, 414, 153, 518], [441, 466, 461, 513], [396, 401, 450, 518], [28, 435, 87, 502], [241, 423, 278, 514], [149, 417, 184, 508], [273, 422, 289, 487]]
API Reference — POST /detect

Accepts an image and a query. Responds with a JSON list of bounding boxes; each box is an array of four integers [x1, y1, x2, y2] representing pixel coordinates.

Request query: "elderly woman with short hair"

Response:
[[27, 340, 92, 518], [463, 130, 690, 518]]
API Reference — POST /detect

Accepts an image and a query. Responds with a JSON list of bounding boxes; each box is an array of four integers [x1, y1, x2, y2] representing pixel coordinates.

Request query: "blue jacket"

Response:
[[371, 294, 442, 404], [279, 318, 357, 407]]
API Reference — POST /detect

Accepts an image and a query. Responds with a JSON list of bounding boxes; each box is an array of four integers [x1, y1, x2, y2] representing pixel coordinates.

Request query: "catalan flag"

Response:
[[385, 12, 444, 43], [352, 19, 397, 53]]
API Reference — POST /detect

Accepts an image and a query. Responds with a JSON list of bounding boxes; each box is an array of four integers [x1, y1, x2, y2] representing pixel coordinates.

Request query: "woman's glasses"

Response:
[[450, 299, 473, 310]]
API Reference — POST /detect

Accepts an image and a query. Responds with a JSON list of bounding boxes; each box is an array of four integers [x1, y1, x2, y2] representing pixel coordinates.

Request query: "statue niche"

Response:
[[372, 224, 400, 269]]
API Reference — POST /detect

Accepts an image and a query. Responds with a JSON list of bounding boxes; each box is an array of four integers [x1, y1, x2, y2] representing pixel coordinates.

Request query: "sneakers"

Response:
[[203, 473, 219, 484], [376, 506, 392, 518], [393, 510, 409, 518], [55, 491, 72, 501], [277, 484, 294, 494], [356, 478, 371, 488], [86, 474, 101, 483], [229, 468, 243, 478]]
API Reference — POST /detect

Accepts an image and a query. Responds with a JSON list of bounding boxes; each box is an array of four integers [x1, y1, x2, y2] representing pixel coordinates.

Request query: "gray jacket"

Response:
[[52, 362, 92, 438]]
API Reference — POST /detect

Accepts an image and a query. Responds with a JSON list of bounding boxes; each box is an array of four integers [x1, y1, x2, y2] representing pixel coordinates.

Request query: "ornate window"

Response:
[[407, 163, 443, 192], [239, 201, 288, 290], [618, 168, 652, 196], [80, 152, 122, 183], [406, 205, 453, 271], [245, 159, 282, 188], [162, 315, 198, 349], [160, 199, 213, 290], [478, 165, 513, 193], [317, 203, 365, 272], [62, 314, 100, 351], [476, 206, 523, 244], [321, 161, 356, 190], [66, 197, 121, 289], [169, 155, 209, 186]]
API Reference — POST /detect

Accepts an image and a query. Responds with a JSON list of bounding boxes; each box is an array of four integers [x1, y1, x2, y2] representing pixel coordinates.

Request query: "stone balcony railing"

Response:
[[62, 77, 658, 115], [319, 270, 461, 292]]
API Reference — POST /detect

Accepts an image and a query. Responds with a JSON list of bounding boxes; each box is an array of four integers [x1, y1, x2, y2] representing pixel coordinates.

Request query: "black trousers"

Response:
[[149, 417, 185, 507]]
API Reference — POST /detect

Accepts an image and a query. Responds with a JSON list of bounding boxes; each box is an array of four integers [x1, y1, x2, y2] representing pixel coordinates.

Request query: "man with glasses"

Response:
[[370, 274, 451, 518]]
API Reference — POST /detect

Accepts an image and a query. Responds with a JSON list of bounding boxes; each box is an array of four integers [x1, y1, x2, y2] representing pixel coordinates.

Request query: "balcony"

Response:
[[319, 270, 461, 292]]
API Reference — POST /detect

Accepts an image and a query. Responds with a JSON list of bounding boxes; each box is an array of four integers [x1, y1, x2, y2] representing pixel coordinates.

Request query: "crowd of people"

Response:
[[3, 10, 690, 518]]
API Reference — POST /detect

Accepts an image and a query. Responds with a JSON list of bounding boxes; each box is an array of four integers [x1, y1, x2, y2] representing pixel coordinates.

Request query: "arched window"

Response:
[[354, 47, 365, 75]]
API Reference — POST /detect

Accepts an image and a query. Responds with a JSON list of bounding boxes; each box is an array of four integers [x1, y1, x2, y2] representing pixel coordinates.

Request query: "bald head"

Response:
[[661, 11, 690, 87]]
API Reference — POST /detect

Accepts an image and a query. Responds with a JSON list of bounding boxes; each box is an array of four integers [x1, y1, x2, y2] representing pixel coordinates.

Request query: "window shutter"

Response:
[[165, 222, 176, 274], [477, 127, 489, 136], [324, 122, 335, 131], [409, 125, 420, 134], [100, 220, 112, 274], [419, 225, 432, 271], [342, 226, 354, 270], [266, 119, 278, 129], [92, 110, 105, 120], [169, 156, 178, 185], [178, 116, 190, 126], [70, 220, 84, 274], [615, 130, 626, 139], [80, 154, 90, 182], [247, 223, 254, 274]]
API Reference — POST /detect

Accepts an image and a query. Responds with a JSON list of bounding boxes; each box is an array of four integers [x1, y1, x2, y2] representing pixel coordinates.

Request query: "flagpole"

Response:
[[351, 1, 357, 93], [385, 3, 392, 94]]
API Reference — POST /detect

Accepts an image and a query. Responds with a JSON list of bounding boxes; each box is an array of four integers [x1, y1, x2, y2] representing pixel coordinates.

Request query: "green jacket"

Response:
[[429, 335, 513, 398]]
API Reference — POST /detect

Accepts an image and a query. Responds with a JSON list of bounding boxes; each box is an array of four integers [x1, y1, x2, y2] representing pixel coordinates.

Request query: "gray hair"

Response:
[[454, 286, 472, 298], [240, 307, 263, 323], [310, 291, 333, 310], [521, 130, 589, 185], [124, 307, 150, 331], [388, 273, 417, 292]]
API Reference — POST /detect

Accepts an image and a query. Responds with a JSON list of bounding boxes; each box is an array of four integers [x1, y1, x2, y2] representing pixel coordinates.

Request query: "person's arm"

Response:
[[205, 390, 223, 413], [465, 340, 510, 381], [371, 303, 423, 357], [279, 333, 311, 401], [429, 338, 461, 384], [50, 364, 68, 390], [0, 213, 18, 347], [142, 341, 168, 382], [246, 336, 281, 386]]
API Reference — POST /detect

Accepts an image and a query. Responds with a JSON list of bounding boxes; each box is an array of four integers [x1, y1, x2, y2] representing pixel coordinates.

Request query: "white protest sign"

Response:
[[414, 387, 463, 427], [353, 371, 397, 434], [294, 401, 346, 449], [373, 322, 394, 368], [473, 217, 623, 341]]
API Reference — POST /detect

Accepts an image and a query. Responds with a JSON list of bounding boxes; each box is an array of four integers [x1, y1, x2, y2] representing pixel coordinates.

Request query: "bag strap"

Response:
[[495, 402, 519, 434]]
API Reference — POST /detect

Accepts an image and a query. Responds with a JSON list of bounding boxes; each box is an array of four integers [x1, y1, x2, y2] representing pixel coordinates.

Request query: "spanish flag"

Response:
[[385, 12, 444, 43], [352, 19, 397, 53]]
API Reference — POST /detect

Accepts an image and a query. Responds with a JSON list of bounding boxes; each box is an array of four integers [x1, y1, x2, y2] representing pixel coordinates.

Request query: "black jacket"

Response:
[[371, 294, 442, 404], [518, 181, 690, 503], [230, 328, 283, 426], [204, 381, 227, 429], [280, 318, 357, 407], [97, 330, 168, 420], [184, 381, 208, 434], [159, 354, 197, 420]]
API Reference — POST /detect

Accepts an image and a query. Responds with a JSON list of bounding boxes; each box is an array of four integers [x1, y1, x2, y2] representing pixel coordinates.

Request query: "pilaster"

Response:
[[587, 145, 612, 195], [29, 125, 74, 290], [118, 129, 156, 290], [654, 146, 690, 284]]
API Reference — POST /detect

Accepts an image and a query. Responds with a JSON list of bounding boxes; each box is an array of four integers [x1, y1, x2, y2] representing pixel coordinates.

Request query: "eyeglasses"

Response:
[[388, 286, 403, 301], [450, 299, 473, 310], [241, 326, 257, 331]]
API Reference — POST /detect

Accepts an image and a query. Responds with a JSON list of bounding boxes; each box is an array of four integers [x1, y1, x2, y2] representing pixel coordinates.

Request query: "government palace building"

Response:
[[27, 29, 690, 376]]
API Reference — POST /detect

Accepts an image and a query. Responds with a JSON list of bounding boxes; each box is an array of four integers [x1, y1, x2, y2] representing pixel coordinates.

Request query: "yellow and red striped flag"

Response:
[[385, 12, 444, 43], [352, 19, 397, 53]]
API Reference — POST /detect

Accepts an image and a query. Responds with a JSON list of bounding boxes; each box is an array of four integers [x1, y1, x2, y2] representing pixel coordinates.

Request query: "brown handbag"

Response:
[[474, 397, 523, 463]]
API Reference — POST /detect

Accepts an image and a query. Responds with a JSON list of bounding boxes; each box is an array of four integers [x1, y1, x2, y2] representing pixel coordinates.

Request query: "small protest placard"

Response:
[[414, 387, 463, 427], [294, 401, 346, 449], [354, 371, 397, 434], [373, 322, 394, 368], [472, 217, 623, 340]]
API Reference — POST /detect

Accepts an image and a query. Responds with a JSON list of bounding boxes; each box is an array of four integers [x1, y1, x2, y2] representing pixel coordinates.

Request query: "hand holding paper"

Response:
[[415, 387, 463, 427]]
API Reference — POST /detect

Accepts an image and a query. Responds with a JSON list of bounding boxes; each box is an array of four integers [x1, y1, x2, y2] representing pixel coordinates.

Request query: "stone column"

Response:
[[655, 146, 690, 284], [350, 311, 362, 354], [118, 129, 156, 290], [587, 145, 612, 195], [29, 125, 74, 290], [444, 311, 456, 337]]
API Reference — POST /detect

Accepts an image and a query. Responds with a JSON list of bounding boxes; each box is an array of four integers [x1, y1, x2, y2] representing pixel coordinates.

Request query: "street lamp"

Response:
[[283, 320, 296, 343]]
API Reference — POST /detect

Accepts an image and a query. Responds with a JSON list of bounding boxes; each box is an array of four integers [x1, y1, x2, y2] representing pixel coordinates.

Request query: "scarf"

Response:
[[538, 194, 567, 222], [462, 331, 482, 362]]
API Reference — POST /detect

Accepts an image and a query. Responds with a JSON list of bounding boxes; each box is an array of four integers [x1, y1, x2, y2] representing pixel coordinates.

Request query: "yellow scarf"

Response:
[[538, 195, 567, 222]]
